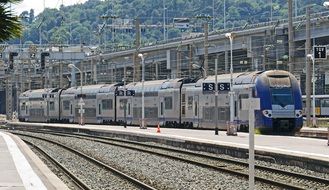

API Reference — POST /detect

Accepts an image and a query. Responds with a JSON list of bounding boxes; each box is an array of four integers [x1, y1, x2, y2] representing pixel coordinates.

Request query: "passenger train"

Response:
[[18, 70, 303, 133], [302, 95, 329, 117]]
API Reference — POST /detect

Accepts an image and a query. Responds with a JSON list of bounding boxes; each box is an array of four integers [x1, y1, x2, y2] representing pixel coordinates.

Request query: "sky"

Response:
[[12, 0, 88, 16]]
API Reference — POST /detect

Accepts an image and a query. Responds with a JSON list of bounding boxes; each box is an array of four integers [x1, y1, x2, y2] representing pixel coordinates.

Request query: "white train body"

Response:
[[19, 70, 303, 133]]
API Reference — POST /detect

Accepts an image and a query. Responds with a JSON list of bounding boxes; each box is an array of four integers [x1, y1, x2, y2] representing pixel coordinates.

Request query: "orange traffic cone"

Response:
[[156, 123, 161, 133]]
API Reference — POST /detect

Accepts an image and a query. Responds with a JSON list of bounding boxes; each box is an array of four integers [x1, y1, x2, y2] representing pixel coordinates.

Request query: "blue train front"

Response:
[[254, 70, 303, 133]]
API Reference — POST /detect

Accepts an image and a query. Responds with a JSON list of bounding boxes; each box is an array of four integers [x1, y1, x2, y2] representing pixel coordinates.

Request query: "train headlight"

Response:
[[295, 110, 303, 118], [262, 110, 272, 118]]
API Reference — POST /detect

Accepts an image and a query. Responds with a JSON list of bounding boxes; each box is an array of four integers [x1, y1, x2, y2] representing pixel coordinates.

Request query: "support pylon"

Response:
[[156, 123, 161, 133]]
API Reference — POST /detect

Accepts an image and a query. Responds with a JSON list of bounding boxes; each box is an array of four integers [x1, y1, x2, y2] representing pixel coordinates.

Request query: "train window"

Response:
[[160, 102, 164, 115], [70, 104, 73, 115], [102, 99, 113, 110], [239, 94, 249, 109], [181, 94, 186, 116], [271, 88, 293, 106], [99, 104, 102, 115], [21, 103, 26, 111], [194, 101, 198, 116], [268, 77, 291, 88], [235, 101, 237, 117], [128, 103, 131, 115], [321, 99, 329, 107], [182, 94, 186, 103], [164, 97, 173, 110], [63, 100, 70, 110], [119, 99, 127, 110], [188, 96, 193, 110], [316, 99, 321, 107], [49, 102, 55, 110]]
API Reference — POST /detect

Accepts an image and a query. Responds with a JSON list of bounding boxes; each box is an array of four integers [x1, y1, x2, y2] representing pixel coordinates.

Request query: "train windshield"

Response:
[[271, 88, 294, 106]]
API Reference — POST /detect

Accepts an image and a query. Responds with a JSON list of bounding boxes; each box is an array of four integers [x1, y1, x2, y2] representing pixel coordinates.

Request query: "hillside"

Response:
[[10, 0, 327, 51]]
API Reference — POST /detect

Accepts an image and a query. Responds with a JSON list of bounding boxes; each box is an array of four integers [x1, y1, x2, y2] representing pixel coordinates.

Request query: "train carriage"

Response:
[[19, 88, 61, 122], [18, 90, 30, 121], [60, 87, 76, 123], [72, 85, 104, 124], [183, 73, 241, 129], [158, 79, 185, 127], [97, 84, 119, 124], [180, 82, 202, 128], [129, 80, 165, 127], [302, 95, 329, 117], [45, 88, 63, 122]]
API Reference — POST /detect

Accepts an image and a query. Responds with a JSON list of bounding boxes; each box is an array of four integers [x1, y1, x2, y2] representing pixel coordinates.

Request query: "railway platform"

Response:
[[0, 131, 68, 190], [4, 122, 329, 173], [297, 126, 329, 139]]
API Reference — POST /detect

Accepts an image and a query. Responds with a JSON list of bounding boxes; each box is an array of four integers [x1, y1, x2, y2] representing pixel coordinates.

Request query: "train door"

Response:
[[70, 102, 74, 123], [126, 96, 132, 124], [159, 97, 164, 122], [97, 98, 102, 124], [193, 95, 200, 127], [181, 93, 186, 118]]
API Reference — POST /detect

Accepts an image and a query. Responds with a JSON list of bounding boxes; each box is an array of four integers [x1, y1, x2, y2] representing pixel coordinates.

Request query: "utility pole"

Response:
[[28, 59, 31, 90], [223, 0, 226, 29], [204, 23, 208, 78], [176, 43, 181, 78], [163, 0, 166, 41], [225, 42, 228, 73], [212, 0, 215, 31], [305, 6, 311, 127], [155, 61, 159, 80], [195, 14, 210, 77], [49, 48, 53, 88], [288, 0, 295, 73], [263, 32, 267, 70], [189, 44, 193, 76], [134, 18, 141, 82], [6, 76, 13, 120], [59, 46, 63, 88]]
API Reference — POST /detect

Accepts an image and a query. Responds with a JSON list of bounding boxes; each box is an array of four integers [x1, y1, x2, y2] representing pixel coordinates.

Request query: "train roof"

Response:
[[63, 84, 111, 95], [98, 83, 120, 93], [196, 71, 264, 87], [62, 82, 122, 95], [128, 78, 185, 92], [20, 88, 59, 98], [262, 70, 292, 77]]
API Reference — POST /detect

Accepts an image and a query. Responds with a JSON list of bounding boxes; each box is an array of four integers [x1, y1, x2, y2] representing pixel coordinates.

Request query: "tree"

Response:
[[0, 0, 22, 41]]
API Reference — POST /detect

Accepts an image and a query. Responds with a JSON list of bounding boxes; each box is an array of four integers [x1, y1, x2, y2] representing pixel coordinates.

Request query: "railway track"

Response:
[[10, 129, 329, 189], [18, 132, 156, 190], [24, 140, 91, 190]]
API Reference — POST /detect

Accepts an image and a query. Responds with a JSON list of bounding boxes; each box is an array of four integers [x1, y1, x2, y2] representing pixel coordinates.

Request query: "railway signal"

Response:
[[40, 52, 50, 70], [9, 52, 18, 70], [313, 46, 327, 59]]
